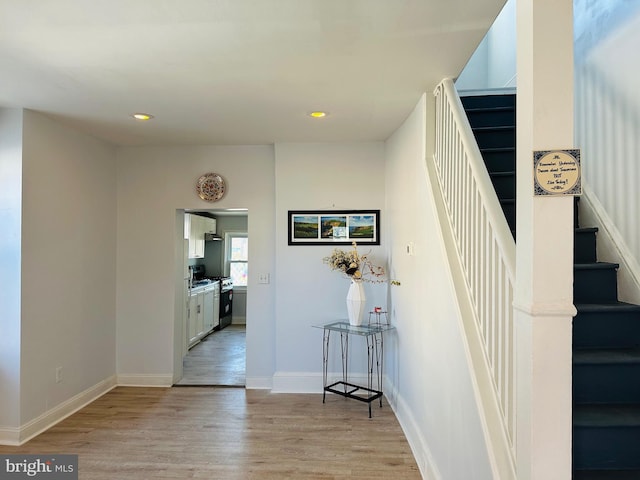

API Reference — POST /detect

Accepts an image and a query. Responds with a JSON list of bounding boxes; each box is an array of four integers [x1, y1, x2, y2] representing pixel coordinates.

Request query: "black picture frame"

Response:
[[288, 210, 380, 246]]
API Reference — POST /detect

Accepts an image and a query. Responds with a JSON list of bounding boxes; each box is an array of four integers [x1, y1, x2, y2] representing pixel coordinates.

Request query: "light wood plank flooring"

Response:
[[0, 387, 421, 479], [176, 324, 246, 386]]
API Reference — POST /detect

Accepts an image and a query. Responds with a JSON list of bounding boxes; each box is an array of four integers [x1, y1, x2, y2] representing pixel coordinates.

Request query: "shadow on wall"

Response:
[[574, 5, 640, 303]]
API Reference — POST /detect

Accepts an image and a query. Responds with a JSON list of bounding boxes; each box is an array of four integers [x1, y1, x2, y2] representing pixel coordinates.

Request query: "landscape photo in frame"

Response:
[[288, 210, 380, 245]]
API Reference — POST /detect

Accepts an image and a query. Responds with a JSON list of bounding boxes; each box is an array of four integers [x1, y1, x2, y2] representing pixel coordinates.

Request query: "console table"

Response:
[[314, 321, 395, 417]]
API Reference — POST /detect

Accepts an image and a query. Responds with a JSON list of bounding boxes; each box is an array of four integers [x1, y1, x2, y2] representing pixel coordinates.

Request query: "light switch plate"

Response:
[[406, 242, 415, 256]]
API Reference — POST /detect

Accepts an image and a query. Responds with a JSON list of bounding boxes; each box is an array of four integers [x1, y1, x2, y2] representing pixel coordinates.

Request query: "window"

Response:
[[226, 233, 248, 287]]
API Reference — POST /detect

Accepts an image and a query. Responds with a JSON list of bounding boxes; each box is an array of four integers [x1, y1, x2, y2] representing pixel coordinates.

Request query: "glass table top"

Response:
[[313, 321, 395, 336]]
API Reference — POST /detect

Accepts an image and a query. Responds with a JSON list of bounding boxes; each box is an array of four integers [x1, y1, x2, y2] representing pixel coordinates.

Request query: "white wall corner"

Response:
[[0, 375, 117, 446]]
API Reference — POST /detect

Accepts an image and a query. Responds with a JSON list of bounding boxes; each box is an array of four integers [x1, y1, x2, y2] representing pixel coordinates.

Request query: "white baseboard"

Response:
[[385, 379, 441, 480], [245, 376, 273, 390], [0, 427, 21, 447], [116, 374, 174, 387], [271, 372, 323, 393], [231, 316, 246, 325], [0, 375, 117, 446]]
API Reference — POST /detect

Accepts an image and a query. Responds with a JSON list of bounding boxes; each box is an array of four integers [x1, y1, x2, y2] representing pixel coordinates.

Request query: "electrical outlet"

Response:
[[55, 366, 63, 383], [258, 273, 270, 284]]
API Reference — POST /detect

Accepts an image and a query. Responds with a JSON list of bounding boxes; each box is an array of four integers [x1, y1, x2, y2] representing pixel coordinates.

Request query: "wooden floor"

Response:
[[176, 324, 246, 386], [0, 387, 421, 479]]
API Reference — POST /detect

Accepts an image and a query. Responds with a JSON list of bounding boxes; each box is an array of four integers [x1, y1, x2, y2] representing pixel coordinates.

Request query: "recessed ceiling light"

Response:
[[131, 113, 154, 121], [309, 111, 327, 118]]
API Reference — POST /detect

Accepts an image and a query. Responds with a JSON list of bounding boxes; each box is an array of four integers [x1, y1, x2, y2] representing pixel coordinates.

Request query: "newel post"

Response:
[[515, 0, 577, 479]]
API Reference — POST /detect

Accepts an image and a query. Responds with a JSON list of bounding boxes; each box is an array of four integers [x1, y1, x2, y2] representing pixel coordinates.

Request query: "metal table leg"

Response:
[[322, 329, 330, 403], [376, 332, 384, 407], [340, 331, 349, 394]]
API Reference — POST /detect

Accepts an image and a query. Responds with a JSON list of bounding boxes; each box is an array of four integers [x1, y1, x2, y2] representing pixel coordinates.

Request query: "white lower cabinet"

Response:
[[213, 288, 220, 329], [188, 292, 204, 347], [203, 288, 214, 334], [188, 282, 219, 348]]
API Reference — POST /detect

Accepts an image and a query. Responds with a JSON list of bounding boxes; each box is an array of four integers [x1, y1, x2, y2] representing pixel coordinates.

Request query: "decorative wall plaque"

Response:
[[196, 173, 226, 202], [533, 149, 581, 196]]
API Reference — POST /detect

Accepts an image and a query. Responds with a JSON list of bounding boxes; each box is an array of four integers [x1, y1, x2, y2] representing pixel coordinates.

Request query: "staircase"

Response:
[[460, 94, 516, 236], [573, 229, 640, 478], [461, 93, 640, 479]]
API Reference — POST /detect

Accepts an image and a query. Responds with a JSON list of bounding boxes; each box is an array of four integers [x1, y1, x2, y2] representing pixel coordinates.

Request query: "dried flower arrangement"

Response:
[[323, 242, 385, 283]]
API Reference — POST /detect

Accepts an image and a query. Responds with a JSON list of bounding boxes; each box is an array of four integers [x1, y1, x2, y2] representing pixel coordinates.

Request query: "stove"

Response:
[[206, 276, 233, 329], [217, 277, 234, 292]]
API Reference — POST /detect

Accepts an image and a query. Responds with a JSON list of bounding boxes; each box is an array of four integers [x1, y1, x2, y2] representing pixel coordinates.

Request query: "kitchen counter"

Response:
[[190, 280, 220, 293]]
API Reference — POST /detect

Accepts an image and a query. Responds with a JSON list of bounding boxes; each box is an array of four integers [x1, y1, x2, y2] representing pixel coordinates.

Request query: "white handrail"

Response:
[[433, 79, 517, 475]]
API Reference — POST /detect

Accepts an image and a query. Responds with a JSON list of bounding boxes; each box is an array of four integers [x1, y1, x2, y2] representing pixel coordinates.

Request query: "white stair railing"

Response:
[[432, 79, 517, 478]]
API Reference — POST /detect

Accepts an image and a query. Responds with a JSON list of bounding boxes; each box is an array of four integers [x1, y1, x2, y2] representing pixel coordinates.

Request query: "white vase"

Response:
[[346, 279, 366, 326]]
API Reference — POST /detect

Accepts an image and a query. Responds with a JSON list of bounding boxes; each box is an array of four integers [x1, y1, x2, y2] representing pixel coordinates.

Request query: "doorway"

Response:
[[176, 324, 245, 385], [174, 208, 248, 387]]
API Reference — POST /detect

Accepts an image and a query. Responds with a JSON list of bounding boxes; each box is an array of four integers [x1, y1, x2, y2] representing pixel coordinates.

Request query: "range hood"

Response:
[[204, 232, 223, 241]]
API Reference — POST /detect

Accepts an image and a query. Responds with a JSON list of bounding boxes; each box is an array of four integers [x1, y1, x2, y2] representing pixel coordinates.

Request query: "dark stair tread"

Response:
[[575, 262, 620, 270], [575, 227, 598, 234], [573, 348, 640, 365], [480, 147, 515, 153], [472, 125, 515, 132], [460, 94, 516, 109], [575, 302, 640, 313], [464, 106, 515, 113], [574, 404, 640, 427], [574, 470, 640, 480], [489, 171, 515, 177]]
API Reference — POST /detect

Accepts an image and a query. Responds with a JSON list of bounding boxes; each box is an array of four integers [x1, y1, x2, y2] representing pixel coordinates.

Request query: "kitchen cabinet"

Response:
[[203, 217, 217, 235], [186, 214, 217, 259], [203, 288, 215, 334], [187, 281, 219, 348], [213, 287, 220, 330], [187, 214, 205, 259], [188, 291, 204, 347]]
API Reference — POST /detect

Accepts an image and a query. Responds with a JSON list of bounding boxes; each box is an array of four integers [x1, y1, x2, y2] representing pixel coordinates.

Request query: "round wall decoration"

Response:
[[196, 173, 226, 202]]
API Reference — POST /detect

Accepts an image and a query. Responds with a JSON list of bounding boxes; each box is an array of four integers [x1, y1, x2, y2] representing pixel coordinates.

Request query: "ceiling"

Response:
[[0, 0, 505, 147]]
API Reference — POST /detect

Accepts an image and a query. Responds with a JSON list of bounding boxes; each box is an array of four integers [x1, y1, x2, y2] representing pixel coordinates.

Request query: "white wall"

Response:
[[273, 142, 387, 391], [0, 109, 23, 433], [115, 145, 275, 386], [574, 1, 640, 303], [456, 0, 516, 91], [9, 111, 116, 440], [384, 95, 492, 479]]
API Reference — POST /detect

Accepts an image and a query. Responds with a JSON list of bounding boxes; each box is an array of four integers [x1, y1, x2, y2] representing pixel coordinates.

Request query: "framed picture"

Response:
[[288, 210, 380, 245]]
